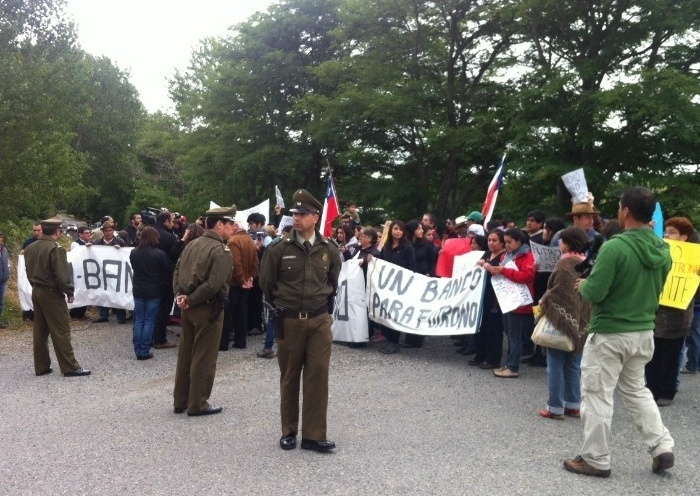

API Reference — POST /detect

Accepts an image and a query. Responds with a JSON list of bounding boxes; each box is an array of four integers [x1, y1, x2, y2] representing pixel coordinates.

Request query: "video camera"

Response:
[[575, 234, 605, 278], [249, 229, 266, 241], [140, 207, 161, 227]]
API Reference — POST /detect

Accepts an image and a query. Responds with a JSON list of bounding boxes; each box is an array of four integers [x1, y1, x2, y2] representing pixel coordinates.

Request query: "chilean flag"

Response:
[[320, 176, 340, 237], [481, 154, 506, 224]]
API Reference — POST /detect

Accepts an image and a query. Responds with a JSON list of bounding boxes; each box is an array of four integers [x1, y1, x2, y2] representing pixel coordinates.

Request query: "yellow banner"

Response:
[[659, 239, 700, 310]]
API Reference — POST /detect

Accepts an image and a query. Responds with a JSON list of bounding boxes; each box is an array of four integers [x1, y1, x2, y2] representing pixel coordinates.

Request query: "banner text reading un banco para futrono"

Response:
[[365, 257, 486, 336]]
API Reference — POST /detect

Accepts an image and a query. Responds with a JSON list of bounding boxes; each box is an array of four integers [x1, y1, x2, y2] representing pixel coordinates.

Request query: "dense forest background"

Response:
[[2, 0, 699, 244]]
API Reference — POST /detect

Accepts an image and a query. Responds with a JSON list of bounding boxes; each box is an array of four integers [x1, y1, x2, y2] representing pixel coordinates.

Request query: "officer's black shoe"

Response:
[[173, 407, 186, 414], [36, 368, 53, 376], [187, 405, 223, 416], [64, 368, 91, 377], [280, 435, 297, 450], [300, 439, 336, 452]]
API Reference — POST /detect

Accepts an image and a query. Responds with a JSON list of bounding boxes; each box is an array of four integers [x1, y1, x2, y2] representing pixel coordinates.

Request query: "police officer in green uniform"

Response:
[[172, 205, 236, 416], [259, 189, 341, 452], [24, 216, 90, 377]]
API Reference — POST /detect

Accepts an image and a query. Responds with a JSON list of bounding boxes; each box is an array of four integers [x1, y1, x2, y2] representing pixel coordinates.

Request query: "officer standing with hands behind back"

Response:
[[24, 216, 90, 377], [172, 205, 235, 416], [259, 189, 341, 452]]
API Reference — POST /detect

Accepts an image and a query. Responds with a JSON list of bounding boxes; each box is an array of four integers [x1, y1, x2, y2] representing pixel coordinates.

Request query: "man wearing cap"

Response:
[[24, 217, 90, 377], [259, 189, 341, 452], [172, 205, 236, 416], [466, 211, 484, 226]]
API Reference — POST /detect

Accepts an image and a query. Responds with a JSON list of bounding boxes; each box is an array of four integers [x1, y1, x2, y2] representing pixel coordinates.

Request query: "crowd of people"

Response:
[[5, 185, 699, 471]]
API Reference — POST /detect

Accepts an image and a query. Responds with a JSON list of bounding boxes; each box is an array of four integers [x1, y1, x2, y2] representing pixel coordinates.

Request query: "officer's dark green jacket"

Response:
[[173, 230, 232, 306], [259, 229, 341, 313], [24, 236, 74, 296]]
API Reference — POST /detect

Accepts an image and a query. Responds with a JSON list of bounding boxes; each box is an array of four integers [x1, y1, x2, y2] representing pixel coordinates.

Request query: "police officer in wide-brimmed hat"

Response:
[[172, 204, 236, 416], [25, 216, 91, 377], [259, 189, 341, 452]]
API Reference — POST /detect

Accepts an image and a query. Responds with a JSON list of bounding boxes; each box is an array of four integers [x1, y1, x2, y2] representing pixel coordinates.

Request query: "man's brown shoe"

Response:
[[563, 456, 611, 478], [652, 452, 674, 474]]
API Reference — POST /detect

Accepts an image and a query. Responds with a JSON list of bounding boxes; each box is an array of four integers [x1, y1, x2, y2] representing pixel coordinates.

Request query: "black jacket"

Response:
[[379, 241, 417, 272], [130, 247, 171, 299]]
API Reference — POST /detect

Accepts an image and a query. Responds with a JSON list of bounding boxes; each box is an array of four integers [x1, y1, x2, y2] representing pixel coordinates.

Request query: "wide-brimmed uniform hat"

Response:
[[289, 189, 322, 214], [206, 205, 237, 222]]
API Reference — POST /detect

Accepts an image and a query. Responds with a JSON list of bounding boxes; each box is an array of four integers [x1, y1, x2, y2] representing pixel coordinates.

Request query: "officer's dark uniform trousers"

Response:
[[173, 303, 223, 412], [32, 287, 80, 374], [278, 312, 333, 441]]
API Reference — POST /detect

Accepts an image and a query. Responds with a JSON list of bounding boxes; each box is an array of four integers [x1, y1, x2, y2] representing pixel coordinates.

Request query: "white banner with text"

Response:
[[19, 246, 136, 311], [366, 258, 486, 335]]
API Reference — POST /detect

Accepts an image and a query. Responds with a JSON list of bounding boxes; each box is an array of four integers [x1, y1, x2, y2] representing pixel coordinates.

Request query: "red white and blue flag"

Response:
[[320, 175, 340, 237], [481, 154, 506, 224]]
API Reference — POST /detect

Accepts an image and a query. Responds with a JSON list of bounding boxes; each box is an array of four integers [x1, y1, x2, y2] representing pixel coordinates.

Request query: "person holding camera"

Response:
[[172, 205, 235, 416], [564, 187, 674, 478]]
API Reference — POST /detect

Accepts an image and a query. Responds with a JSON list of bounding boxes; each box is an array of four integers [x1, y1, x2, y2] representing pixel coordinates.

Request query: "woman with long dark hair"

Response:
[[129, 226, 170, 360], [472, 229, 507, 369], [377, 220, 417, 354], [483, 228, 535, 378], [403, 220, 438, 348]]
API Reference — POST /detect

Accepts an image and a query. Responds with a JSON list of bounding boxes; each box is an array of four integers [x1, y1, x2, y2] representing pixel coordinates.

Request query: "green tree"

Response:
[[0, 0, 89, 220], [169, 0, 343, 213], [300, 0, 519, 220], [503, 0, 700, 220]]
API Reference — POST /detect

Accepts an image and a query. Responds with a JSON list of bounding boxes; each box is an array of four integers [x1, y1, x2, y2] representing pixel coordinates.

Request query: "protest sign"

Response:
[[490, 261, 533, 313], [277, 215, 293, 235], [453, 250, 485, 276], [235, 199, 271, 228], [19, 246, 136, 310], [366, 257, 485, 335], [332, 259, 369, 342], [530, 242, 562, 272], [561, 168, 589, 203], [275, 185, 285, 208], [659, 239, 700, 310]]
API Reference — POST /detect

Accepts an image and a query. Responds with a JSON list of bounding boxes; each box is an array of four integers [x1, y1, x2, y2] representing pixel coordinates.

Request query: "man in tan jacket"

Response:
[[220, 223, 259, 350]]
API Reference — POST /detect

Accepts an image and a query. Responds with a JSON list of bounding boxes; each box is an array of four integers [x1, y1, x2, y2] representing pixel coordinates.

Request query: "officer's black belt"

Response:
[[282, 307, 327, 320]]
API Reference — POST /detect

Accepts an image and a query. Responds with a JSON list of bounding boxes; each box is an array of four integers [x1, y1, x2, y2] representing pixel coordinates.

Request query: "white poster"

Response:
[[453, 250, 485, 276], [332, 259, 368, 342], [19, 246, 136, 311], [275, 185, 285, 208], [235, 199, 271, 228], [366, 258, 485, 335], [561, 168, 589, 203], [277, 215, 293, 235], [490, 261, 533, 314], [530, 242, 562, 272]]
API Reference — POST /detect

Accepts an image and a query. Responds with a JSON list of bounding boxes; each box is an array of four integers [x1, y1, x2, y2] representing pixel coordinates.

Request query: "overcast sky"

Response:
[[66, 1, 278, 113]]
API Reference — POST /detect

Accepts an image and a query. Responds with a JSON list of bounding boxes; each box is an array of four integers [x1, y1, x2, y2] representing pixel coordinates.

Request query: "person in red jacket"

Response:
[[483, 228, 535, 378]]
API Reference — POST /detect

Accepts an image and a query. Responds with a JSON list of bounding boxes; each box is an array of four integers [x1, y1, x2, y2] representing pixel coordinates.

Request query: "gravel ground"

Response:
[[1, 321, 699, 495]]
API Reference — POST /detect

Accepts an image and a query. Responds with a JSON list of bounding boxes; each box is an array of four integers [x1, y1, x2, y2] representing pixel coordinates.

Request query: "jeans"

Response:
[[264, 319, 275, 350], [133, 297, 160, 357], [503, 312, 533, 372], [684, 313, 700, 372], [0, 279, 7, 322], [545, 348, 582, 414]]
